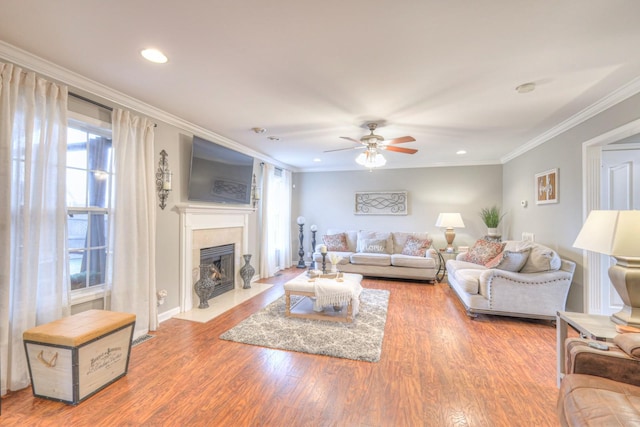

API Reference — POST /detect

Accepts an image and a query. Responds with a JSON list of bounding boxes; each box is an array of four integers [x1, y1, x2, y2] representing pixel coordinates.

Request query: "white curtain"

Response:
[[259, 164, 292, 278], [0, 63, 70, 395], [110, 109, 157, 339]]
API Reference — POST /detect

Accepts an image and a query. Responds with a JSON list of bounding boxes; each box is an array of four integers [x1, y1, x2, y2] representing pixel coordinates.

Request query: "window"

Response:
[[66, 119, 113, 292]]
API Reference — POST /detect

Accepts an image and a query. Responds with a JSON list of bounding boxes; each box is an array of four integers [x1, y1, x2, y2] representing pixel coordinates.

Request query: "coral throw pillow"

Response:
[[401, 236, 433, 257], [322, 233, 349, 251], [464, 239, 506, 265]]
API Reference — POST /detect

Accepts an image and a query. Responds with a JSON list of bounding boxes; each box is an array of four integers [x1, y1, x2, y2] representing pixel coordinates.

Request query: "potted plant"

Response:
[[480, 205, 505, 236]]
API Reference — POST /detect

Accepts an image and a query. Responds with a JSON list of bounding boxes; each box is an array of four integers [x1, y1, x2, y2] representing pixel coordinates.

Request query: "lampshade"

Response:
[[355, 151, 386, 168], [574, 210, 640, 327], [435, 213, 465, 229], [573, 210, 640, 258]]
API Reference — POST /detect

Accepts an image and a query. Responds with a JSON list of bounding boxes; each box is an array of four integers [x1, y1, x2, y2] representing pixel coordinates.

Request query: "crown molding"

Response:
[[501, 75, 640, 163], [0, 41, 289, 170]]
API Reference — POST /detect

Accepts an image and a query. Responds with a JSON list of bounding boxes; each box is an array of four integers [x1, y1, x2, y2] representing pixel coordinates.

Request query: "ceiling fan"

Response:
[[325, 122, 418, 156]]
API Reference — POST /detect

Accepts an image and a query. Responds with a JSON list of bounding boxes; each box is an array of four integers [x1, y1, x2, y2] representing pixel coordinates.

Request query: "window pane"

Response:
[[67, 128, 87, 169], [88, 213, 108, 247], [69, 250, 86, 290], [87, 248, 106, 286], [68, 213, 88, 249], [67, 169, 87, 207]]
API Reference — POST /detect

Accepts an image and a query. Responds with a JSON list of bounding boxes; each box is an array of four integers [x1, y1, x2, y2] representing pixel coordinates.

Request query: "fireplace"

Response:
[[200, 243, 235, 298], [178, 204, 251, 312]]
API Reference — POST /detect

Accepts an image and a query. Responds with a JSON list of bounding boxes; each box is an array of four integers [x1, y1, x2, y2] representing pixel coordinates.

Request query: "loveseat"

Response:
[[558, 334, 640, 426], [311, 229, 437, 281], [445, 239, 576, 320]]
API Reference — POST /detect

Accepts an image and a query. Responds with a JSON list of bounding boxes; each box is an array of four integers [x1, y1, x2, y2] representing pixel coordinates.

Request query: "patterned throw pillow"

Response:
[[464, 239, 506, 265], [485, 249, 530, 272], [358, 239, 387, 254], [401, 236, 433, 257], [322, 233, 349, 251]]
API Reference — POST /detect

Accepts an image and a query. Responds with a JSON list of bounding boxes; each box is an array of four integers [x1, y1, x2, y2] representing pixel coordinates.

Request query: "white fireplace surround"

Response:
[[177, 204, 253, 312]]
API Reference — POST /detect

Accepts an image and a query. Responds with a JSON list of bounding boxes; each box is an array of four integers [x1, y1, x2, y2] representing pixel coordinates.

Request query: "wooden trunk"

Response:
[[23, 309, 136, 405]]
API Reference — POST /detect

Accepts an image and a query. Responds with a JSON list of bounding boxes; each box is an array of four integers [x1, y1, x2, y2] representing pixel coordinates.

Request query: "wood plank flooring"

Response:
[[1, 268, 564, 426]]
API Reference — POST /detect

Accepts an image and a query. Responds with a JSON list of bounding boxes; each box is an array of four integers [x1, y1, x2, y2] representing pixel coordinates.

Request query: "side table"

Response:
[[556, 311, 618, 387], [435, 250, 459, 282]]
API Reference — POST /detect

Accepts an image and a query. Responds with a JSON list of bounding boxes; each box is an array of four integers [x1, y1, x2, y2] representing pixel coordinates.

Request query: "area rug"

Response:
[[219, 288, 390, 362], [131, 334, 155, 347]]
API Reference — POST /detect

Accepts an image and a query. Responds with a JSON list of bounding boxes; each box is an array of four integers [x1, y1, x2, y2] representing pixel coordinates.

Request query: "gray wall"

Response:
[[292, 165, 503, 257], [503, 92, 640, 312]]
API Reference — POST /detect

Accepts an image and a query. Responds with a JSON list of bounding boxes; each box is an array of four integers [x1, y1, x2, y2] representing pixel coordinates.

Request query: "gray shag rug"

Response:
[[220, 288, 390, 362]]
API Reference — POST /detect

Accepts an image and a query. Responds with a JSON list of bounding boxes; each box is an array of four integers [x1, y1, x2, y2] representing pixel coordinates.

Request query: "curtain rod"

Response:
[[69, 92, 157, 127]]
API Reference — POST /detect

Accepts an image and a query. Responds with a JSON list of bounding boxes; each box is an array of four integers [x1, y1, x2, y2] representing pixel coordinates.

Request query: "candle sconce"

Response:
[[251, 173, 260, 209], [156, 150, 172, 210]]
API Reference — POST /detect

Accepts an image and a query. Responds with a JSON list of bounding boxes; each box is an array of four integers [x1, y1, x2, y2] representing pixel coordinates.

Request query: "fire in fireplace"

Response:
[[200, 243, 235, 299]]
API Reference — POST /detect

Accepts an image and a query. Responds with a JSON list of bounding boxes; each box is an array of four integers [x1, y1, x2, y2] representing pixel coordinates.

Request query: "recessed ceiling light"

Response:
[[456, 150, 467, 155], [313, 158, 322, 162], [267, 136, 280, 141], [140, 48, 168, 64], [515, 82, 536, 93]]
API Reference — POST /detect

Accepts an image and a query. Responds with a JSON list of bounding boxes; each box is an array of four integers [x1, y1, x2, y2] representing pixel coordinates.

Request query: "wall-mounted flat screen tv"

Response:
[[188, 135, 254, 205]]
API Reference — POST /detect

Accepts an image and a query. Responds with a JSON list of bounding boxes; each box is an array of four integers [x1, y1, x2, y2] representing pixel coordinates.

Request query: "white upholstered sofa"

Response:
[[311, 229, 437, 282], [445, 240, 576, 320]]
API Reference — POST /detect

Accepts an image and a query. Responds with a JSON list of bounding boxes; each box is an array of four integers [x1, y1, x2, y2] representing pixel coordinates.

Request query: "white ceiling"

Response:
[[2, 0, 640, 172]]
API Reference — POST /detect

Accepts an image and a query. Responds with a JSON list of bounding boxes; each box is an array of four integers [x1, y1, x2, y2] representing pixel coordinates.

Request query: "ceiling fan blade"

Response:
[[386, 136, 416, 144], [324, 145, 363, 153], [383, 146, 418, 154], [339, 136, 362, 144]]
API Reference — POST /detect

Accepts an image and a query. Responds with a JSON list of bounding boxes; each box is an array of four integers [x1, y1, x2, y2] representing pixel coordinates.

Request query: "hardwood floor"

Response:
[[2, 269, 564, 426]]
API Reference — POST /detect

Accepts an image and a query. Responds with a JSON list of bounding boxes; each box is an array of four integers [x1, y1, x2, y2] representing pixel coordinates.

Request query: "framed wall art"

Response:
[[535, 168, 558, 205], [355, 191, 407, 215]]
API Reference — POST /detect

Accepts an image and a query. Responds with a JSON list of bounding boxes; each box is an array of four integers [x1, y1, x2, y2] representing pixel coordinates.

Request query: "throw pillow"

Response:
[[519, 243, 562, 273], [464, 239, 506, 265], [322, 233, 349, 252], [485, 249, 531, 272], [401, 236, 433, 257], [358, 238, 387, 254], [614, 333, 640, 358]]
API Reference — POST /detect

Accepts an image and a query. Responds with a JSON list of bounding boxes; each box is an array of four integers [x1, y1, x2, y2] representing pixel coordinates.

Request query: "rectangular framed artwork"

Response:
[[535, 168, 558, 205], [354, 191, 407, 215]]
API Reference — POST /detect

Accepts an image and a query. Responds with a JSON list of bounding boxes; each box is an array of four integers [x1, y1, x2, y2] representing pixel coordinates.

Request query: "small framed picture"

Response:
[[535, 168, 558, 205]]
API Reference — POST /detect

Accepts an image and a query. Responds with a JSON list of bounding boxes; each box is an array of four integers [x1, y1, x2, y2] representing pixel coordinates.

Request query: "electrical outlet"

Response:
[[522, 232, 535, 242]]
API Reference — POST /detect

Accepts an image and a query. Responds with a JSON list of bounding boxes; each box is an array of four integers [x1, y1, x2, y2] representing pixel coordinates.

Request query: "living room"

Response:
[[3, 1, 640, 425]]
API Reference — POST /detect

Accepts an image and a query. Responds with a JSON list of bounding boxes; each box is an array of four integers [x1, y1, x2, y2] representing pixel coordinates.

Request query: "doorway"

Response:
[[582, 119, 640, 314]]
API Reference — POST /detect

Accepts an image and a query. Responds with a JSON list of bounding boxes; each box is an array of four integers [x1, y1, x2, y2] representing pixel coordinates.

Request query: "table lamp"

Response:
[[573, 210, 640, 326], [435, 213, 465, 252]]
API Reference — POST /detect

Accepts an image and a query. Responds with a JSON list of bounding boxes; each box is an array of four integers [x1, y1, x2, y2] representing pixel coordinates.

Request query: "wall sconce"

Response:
[[155, 150, 172, 210], [251, 173, 260, 208]]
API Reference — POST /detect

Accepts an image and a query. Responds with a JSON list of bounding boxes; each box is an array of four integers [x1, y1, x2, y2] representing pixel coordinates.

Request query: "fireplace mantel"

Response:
[[177, 204, 252, 312]]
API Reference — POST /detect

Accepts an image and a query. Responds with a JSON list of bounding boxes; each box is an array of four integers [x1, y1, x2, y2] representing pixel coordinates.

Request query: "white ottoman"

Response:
[[284, 272, 363, 323]]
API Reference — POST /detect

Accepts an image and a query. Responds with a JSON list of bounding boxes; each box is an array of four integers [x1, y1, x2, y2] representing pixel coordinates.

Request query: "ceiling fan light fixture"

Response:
[[356, 151, 386, 168]]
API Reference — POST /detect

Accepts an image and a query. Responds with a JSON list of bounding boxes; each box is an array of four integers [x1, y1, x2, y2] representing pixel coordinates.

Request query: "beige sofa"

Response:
[[445, 240, 576, 320], [312, 229, 437, 282]]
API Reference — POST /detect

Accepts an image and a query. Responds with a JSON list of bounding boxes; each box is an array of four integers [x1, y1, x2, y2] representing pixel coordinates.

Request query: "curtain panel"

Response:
[[0, 62, 70, 395], [110, 109, 157, 338]]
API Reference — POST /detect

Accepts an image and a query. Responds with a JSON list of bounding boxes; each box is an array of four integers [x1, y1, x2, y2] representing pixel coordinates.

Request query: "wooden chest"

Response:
[[23, 309, 136, 405]]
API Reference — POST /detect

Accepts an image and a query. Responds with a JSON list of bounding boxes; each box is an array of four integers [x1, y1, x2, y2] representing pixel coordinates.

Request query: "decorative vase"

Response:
[[487, 227, 498, 236], [240, 254, 255, 289], [330, 264, 338, 273], [194, 264, 216, 309]]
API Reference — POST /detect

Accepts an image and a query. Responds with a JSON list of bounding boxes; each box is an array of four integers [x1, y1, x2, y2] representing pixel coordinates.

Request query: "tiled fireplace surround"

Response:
[[177, 205, 252, 312]]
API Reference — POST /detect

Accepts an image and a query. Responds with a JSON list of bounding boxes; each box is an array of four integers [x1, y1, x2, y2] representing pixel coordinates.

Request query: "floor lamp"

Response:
[[573, 210, 640, 326], [435, 213, 465, 252]]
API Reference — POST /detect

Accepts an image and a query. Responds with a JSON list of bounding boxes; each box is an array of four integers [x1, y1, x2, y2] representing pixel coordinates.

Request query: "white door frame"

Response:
[[582, 118, 640, 313]]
